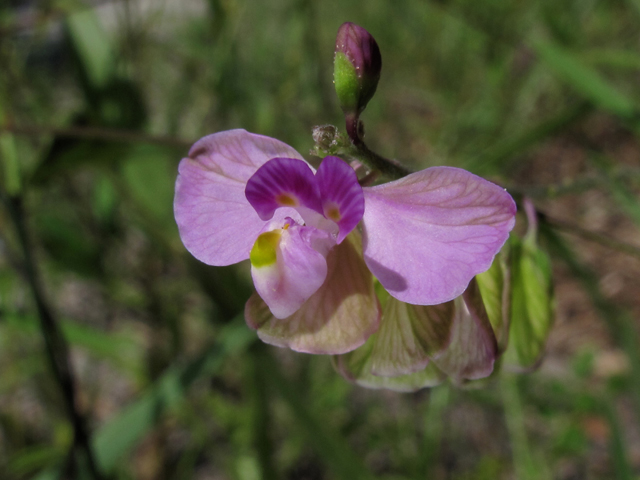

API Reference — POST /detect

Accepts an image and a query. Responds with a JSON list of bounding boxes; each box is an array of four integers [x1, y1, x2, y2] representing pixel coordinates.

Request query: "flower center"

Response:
[[276, 193, 298, 206], [245, 155, 365, 244]]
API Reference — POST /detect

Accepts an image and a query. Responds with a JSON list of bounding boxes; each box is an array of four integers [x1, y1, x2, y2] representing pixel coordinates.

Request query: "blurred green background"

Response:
[[1, 0, 640, 478]]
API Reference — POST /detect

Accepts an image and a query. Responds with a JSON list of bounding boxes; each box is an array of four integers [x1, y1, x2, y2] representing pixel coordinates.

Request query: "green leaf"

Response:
[[122, 145, 180, 227], [91, 318, 254, 474], [65, 8, 115, 89], [503, 234, 554, 371]]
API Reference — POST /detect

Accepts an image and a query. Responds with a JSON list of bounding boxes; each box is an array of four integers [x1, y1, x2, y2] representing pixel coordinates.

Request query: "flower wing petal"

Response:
[[174, 129, 305, 266], [251, 225, 334, 319], [245, 232, 380, 354], [431, 278, 498, 381], [362, 166, 516, 305], [316, 156, 365, 243]]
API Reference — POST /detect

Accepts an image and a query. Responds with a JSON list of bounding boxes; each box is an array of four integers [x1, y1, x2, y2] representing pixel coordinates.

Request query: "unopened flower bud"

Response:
[[333, 22, 382, 117]]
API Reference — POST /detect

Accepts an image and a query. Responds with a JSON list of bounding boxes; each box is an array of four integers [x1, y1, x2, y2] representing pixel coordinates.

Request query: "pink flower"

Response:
[[174, 129, 516, 359]]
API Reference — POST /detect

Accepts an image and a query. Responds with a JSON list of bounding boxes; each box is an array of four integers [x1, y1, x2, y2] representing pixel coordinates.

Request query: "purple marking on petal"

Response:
[[316, 156, 365, 243], [251, 224, 335, 319], [245, 157, 323, 222], [362, 166, 516, 305], [174, 129, 306, 266]]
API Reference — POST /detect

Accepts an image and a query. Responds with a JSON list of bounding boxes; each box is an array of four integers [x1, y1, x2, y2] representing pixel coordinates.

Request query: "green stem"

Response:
[[601, 394, 634, 480], [419, 384, 450, 476], [501, 374, 537, 480], [345, 115, 412, 179], [245, 343, 278, 480]]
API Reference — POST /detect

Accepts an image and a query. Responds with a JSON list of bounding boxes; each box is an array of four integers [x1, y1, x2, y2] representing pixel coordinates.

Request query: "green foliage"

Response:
[[1, 0, 640, 478]]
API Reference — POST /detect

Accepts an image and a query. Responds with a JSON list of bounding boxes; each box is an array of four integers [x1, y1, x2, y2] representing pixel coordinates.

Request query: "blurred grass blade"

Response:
[[35, 318, 253, 478], [583, 48, 640, 70], [261, 349, 378, 480], [602, 394, 634, 480], [5, 313, 141, 375], [540, 223, 640, 420], [92, 317, 254, 473], [7, 446, 63, 479], [244, 345, 277, 480], [65, 8, 115, 89], [590, 154, 640, 226], [530, 39, 637, 119], [419, 384, 449, 476], [466, 102, 590, 174], [0, 102, 20, 195]]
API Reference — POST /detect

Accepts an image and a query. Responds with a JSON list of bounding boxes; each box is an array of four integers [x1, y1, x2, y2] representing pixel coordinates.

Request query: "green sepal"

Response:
[[503, 234, 555, 371], [333, 52, 361, 116], [368, 297, 454, 376], [476, 245, 511, 353], [333, 337, 446, 393]]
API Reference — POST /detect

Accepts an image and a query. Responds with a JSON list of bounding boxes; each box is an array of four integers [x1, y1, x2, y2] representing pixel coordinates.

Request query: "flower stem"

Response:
[[501, 374, 542, 480], [245, 343, 278, 480], [345, 114, 412, 179]]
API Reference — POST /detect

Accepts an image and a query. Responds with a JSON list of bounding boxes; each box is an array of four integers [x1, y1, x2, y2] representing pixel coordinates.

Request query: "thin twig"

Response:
[[539, 211, 640, 261], [0, 191, 105, 480], [1, 123, 191, 149]]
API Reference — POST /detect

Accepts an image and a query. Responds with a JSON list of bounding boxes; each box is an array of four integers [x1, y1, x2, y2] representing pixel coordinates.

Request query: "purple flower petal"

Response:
[[245, 232, 381, 354], [245, 157, 323, 221], [431, 279, 498, 381], [362, 166, 516, 305], [250, 224, 335, 319], [316, 156, 365, 243], [174, 129, 306, 266]]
